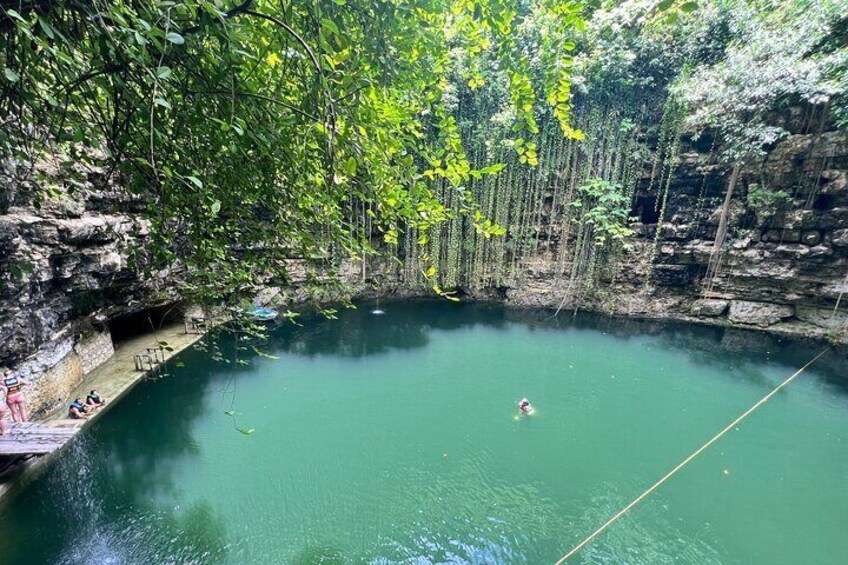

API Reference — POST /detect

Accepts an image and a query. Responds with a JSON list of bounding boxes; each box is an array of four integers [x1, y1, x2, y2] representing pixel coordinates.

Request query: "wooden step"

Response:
[[0, 422, 79, 456]]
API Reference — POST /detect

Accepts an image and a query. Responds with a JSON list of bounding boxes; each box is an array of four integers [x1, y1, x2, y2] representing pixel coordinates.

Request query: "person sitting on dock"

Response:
[[0, 381, 8, 435], [86, 390, 106, 410], [68, 398, 91, 420], [3, 368, 30, 423]]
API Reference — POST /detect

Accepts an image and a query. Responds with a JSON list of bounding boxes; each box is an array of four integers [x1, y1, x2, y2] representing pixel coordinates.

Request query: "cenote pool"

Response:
[[1, 300, 847, 564]]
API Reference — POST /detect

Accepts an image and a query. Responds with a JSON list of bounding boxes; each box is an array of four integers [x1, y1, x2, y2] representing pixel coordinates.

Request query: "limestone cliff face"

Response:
[[0, 172, 169, 369], [497, 121, 848, 338]]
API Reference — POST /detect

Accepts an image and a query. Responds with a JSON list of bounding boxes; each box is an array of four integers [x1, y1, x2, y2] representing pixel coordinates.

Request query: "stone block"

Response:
[[761, 229, 782, 242], [28, 222, 60, 245], [99, 251, 123, 274], [781, 229, 801, 243], [801, 230, 822, 245], [26, 351, 83, 418], [651, 264, 692, 286], [774, 244, 810, 260], [821, 170, 848, 194], [57, 217, 114, 244], [810, 131, 848, 160], [762, 228, 801, 243], [728, 300, 794, 327], [254, 287, 282, 307], [807, 245, 833, 259], [819, 207, 848, 229], [17, 337, 75, 376], [74, 330, 114, 375], [691, 299, 729, 317], [831, 228, 848, 247], [795, 305, 848, 330]]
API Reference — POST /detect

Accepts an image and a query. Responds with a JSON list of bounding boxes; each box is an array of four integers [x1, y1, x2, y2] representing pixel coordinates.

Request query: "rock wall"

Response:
[[0, 176, 170, 367], [490, 119, 848, 340], [0, 167, 177, 416], [74, 329, 115, 376]]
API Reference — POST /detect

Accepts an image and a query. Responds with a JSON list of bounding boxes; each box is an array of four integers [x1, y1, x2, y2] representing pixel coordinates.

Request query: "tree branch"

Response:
[[187, 89, 320, 121]]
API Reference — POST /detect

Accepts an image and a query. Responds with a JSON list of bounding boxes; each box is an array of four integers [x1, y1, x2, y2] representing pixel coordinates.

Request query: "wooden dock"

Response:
[[1, 320, 215, 501], [0, 421, 80, 456]]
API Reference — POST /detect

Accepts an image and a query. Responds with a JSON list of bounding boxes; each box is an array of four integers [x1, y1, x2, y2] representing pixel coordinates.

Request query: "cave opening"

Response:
[[108, 304, 181, 345], [630, 196, 661, 224], [812, 193, 834, 212]]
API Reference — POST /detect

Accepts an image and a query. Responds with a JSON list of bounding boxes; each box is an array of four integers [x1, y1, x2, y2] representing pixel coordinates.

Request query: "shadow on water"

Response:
[[266, 299, 510, 358], [268, 299, 846, 392], [0, 338, 238, 565], [544, 309, 848, 393], [89, 343, 229, 502], [0, 433, 229, 564]]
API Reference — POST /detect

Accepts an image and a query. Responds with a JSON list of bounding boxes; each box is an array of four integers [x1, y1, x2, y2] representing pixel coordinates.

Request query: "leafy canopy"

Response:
[[0, 0, 585, 307]]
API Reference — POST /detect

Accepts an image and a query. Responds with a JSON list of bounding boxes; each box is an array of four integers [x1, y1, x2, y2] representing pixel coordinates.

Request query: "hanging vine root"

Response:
[[554, 346, 831, 565]]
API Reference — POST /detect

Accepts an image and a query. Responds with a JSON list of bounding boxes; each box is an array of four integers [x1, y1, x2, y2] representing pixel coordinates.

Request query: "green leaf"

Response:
[[6, 9, 27, 24], [153, 97, 171, 109], [37, 17, 55, 39], [210, 200, 222, 215], [342, 157, 357, 176], [657, 0, 674, 10], [156, 66, 172, 80], [186, 176, 203, 188], [165, 31, 185, 45], [679, 2, 698, 12], [4, 68, 19, 83], [321, 18, 340, 36]]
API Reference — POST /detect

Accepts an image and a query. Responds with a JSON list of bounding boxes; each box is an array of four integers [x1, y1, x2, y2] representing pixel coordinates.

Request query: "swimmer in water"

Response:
[[518, 398, 533, 414]]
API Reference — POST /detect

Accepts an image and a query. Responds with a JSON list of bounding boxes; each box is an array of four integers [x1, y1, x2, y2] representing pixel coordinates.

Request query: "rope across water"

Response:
[[554, 347, 832, 564]]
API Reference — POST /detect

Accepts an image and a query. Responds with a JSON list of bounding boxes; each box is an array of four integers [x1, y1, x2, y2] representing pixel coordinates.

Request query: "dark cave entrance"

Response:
[[109, 304, 181, 345], [631, 195, 661, 224]]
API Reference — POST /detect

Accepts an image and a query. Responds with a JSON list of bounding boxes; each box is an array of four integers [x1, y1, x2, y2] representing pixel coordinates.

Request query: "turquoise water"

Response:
[[1, 300, 847, 564]]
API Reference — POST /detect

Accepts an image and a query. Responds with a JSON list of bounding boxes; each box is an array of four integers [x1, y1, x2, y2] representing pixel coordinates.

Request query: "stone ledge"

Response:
[[726, 300, 794, 327]]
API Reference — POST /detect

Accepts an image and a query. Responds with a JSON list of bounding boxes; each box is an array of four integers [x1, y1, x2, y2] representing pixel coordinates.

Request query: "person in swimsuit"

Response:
[[86, 390, 106, 409], [518, 398, 533, 414], [68, 398, 90, 419], [3, 368, 30, 423], [0, 382, 9, 435]]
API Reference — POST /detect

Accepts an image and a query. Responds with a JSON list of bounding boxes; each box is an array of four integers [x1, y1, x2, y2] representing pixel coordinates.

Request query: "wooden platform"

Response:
[[0, 421, 81, 456]]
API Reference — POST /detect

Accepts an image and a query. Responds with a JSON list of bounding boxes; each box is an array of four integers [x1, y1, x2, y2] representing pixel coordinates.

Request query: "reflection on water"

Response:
[[0, 435, 229, 565], [0, 299, 846, 565]]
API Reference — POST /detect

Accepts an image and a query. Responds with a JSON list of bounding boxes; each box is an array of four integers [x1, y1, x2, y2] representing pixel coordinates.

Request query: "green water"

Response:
[[2, 301, 848, 564]]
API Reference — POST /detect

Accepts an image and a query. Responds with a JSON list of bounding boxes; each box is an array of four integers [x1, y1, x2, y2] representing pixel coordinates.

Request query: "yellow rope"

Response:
[[554, 346, 831, 565]]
